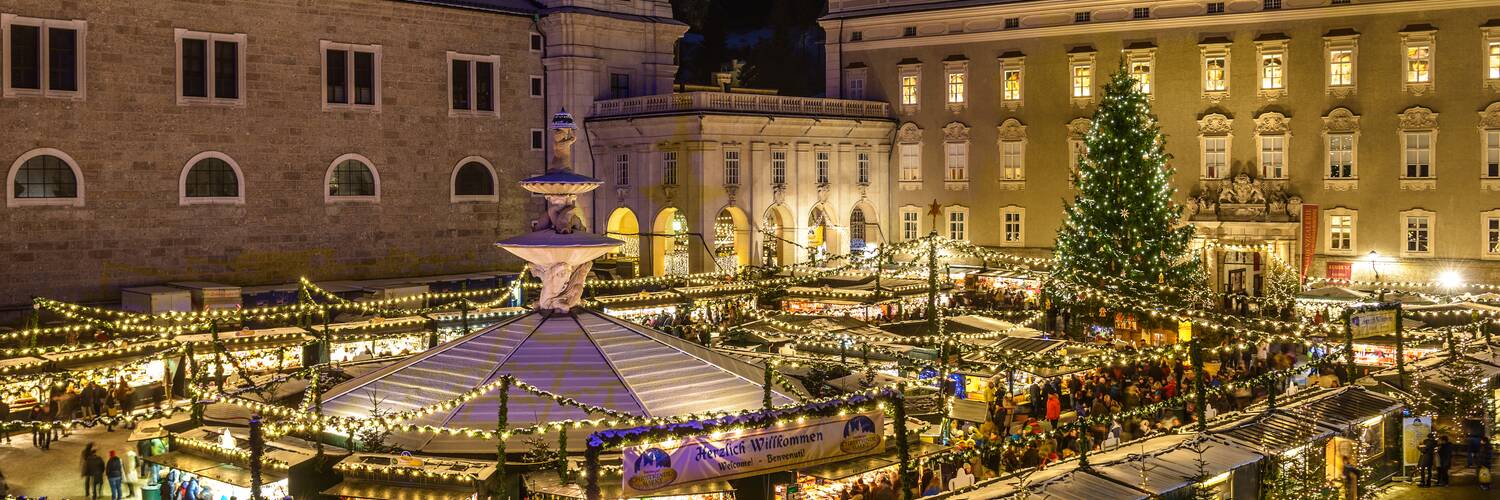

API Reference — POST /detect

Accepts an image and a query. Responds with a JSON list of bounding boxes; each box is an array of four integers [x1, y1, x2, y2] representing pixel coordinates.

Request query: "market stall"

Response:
[[1286, 387, 1403, 482], [179, 327, 310, 377], [524, 470, 734, 500], [774, 440, 947, 500], [323, 452, 494, 500], [144, 426, 318, 500], [320, 316, 432, 363], [1089, 434, 1263, 500], [43, 342, 176, 405], [945, 461, 1149, 500], [0, 356, 49, 412], [781, 277, 935, 321]]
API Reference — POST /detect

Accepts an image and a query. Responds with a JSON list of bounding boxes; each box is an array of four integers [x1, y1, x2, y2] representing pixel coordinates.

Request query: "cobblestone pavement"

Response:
[[1376, 468, 1492, 500], [0, 425, 136, 499]]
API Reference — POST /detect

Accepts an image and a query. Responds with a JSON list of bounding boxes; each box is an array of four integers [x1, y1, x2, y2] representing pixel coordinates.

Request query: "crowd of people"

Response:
[[16, 380, 138, 451]]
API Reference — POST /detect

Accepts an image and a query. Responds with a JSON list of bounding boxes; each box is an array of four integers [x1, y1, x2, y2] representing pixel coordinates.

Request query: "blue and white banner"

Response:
[[622, 410, 885, 495]]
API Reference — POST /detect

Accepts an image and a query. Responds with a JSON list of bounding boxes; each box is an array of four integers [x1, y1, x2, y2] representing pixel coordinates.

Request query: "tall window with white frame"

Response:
[[771, 150, 787, 186], [899, 143, 921, 182], [661, 151, 677, 186], [944, 141, 968, 182], [1070, 60, 1092, 99], [1203, 51, 1228, 95], [1486, 213, 1500, 258], [1486, 129, 1500, 179], [1403, 132, 1432, 179], [723, 149, 740, 186], [1488, 32, 1500, 84], [1261, 51, 1284, 91], [1128, 51, 1153, 95], [856, 152, 870, 185], [1398, 30, 1434, 94], [901, 209, 920, 240], [323, 41, 379, 109], [946, 208, 967, 241], [1259, 134, 1287, 179], [1203, 136, 1228, 179], [177, 30, 244, 105], [1404, 211, 1432, 256], [898, 64, 920, 112], [1325, 37, 1355, 94], [945, 65, 966, 107], [615, 152, 630, 186], [1000, 57, 1023, 104], [1001, 208, 1024, 246], [1000, 140, 1024, 180], [1328, 133, 1354, 179], [816, 151, 830, 185], [4, 16, 86, 98], [1328, 213, 1353, 253]]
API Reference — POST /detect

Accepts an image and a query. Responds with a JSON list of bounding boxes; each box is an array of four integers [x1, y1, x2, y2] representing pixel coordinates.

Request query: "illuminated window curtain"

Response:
[[667, 212, 691, 275], [714, 211, 738, 273]]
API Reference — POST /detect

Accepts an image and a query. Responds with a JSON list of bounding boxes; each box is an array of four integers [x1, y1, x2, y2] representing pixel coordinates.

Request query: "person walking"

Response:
[[1437, 435, 1454, 487], [83, 447, 105, 499], [1418, 433, 1436, 487], [106, 450, 124, 500]]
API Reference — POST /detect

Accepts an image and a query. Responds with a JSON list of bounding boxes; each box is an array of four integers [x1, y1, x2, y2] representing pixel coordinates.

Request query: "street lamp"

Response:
[[1365, 250, 1384, 301]]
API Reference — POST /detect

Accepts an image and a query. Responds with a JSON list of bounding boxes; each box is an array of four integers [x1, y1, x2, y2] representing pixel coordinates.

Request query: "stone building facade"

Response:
[[0, 0, 680, 310], [586, 91, 894, 277], [822, 0, 1500, 293]]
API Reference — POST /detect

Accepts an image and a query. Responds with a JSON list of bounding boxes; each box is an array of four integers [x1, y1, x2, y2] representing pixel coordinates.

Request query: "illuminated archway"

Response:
[[605, 207, 640, 260], [714, 206, 751, 271], [651, 207, 691, 276], [807, 205, 838, 262], [762, 205, 795, 267]]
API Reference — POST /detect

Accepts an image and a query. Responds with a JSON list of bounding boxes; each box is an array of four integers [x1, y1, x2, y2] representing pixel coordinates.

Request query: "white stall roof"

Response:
[[1090, 435, 1262, 495]]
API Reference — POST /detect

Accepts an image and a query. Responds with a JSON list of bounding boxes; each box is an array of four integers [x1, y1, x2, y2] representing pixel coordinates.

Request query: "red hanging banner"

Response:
[[1300, 204, 1320, 281]]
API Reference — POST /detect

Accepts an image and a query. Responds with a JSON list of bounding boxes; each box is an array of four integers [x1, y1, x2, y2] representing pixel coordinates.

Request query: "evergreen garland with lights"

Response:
[[1051, 64, 1198, 305]]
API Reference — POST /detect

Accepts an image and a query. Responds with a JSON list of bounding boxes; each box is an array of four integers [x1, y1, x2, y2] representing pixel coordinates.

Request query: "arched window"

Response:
[[8, 148, 83, 207], [325, 154, 379, 202], [450, 156, 497, 202], [179, 152, 244, 205], [850, 208, 867, 254]]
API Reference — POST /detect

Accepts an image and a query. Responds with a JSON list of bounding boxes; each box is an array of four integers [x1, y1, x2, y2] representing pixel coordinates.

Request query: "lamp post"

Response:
[[1366, 250, 1384, 301]]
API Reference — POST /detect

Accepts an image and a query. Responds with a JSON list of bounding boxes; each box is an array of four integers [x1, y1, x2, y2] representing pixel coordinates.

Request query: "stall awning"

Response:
[[1289, 387, 1402, 430], [143, 451, 287, 487], [1210, 412, 1336, 456], [321, 479, 478, 500], [1090, 435, 1262, 495], [951, 465, 1148, 500]]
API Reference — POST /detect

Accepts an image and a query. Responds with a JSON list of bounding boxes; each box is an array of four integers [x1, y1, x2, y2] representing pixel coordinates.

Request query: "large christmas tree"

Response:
[[1052, 65, 1198, 301]]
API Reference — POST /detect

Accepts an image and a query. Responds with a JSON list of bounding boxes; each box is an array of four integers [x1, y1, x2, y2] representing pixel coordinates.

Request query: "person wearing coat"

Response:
[[106, 451, 124, 500], [1437, 435, 1455, 486], [1044, 393, 1061, 426], [83, 449, 105, 499], [1418, 433, 1436, 487]]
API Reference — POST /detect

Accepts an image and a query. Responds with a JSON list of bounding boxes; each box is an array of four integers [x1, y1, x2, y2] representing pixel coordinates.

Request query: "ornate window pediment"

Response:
[[942, 121, 971, 142], [1254, 112, 1290, 135], [1198, 113, 1233, 135], [1065, 117, 1093, 140], [1398, 106, 1439, 130], [997, 118, 1027, 141], [897, 122, 924, 143]]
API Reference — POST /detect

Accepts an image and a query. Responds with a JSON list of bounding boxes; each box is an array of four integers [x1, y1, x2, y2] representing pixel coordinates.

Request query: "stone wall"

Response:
[[0, 0, 545, 309]]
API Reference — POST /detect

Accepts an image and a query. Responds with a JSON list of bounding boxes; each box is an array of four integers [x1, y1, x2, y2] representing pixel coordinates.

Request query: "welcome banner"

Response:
[[622, 410, 885, 496]]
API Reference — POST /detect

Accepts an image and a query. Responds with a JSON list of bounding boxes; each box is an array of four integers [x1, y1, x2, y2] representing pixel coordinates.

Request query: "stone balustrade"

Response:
[[589, 92, 891, 119]]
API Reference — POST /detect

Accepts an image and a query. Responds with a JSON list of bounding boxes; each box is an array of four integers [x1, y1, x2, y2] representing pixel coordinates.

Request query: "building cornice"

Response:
[[834, 0, 1496, 52]]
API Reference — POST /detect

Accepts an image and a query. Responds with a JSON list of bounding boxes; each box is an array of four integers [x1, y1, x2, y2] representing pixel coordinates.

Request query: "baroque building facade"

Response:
[[0, 0, 679, 310], [821, 0, 1500, 293], [586, 90, 894, 277]]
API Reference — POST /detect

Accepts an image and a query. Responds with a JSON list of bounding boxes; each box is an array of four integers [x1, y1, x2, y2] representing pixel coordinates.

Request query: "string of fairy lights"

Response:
[[0, 230, 1493, 495]]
